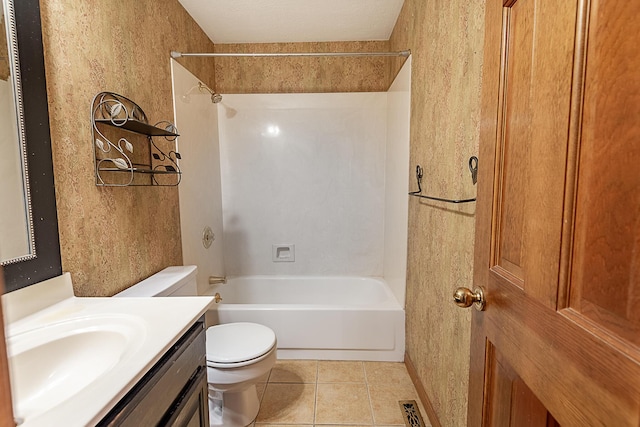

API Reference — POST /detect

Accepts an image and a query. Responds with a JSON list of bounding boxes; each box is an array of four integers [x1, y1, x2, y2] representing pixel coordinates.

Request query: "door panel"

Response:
[[485, 344, 557, 427], [469, 0, 640, 425], [494, 0, 533, 280], [484, 274, 640, 425], [569, 0, 640, 348], [494, 0, 577, 309]]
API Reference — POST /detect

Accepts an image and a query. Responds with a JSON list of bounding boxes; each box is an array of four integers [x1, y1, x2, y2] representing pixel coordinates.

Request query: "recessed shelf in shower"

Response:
[[272, 244, 295, 262]]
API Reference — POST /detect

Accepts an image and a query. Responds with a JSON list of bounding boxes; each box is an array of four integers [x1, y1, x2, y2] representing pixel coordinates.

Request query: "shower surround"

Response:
[[173, 59, 411, 360], [217, 64, 409, 304], [219, 92, 387, 277]]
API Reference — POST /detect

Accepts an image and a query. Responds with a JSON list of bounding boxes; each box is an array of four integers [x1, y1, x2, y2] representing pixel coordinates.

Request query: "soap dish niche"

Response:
[[272, 244, 295, 262]]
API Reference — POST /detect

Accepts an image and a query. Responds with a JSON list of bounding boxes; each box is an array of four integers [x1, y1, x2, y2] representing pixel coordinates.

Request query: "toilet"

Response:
[[115, 266, 277, 427]]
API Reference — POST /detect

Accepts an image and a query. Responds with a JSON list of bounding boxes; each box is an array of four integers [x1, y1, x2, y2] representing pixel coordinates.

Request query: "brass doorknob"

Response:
[[453, 287, 485, 311]]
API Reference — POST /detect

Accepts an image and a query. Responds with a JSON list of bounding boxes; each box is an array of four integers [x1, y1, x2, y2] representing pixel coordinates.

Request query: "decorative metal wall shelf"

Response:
[[91, 92, 181, 186], [408, 156, 478, 204]]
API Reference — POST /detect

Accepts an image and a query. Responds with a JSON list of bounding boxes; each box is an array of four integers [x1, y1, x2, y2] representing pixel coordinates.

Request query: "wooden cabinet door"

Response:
[[467, 0, 640, 425]]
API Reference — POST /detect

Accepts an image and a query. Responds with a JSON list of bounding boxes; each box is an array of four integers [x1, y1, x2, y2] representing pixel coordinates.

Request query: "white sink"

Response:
[[7, 315, 145, 423], [2, 273, 213, 427]]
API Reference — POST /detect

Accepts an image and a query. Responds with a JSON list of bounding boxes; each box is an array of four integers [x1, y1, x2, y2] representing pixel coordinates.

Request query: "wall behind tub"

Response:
[[218, 93, 387, 276], [39, 0, 216, 296]]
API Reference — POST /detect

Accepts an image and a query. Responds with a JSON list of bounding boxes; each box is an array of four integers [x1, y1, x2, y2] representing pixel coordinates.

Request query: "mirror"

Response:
[[1, 0, 61, 292], [0, 0, 34, 265]]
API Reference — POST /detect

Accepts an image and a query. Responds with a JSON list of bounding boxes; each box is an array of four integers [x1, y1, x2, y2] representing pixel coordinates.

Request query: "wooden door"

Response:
[[467, 0, 640, 425]]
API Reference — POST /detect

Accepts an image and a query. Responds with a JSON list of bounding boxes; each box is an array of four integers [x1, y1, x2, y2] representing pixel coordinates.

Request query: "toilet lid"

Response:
[[206, 322, 276, 364]]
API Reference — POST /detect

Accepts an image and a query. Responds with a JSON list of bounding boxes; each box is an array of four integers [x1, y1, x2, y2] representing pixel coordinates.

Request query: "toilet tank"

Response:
[[114, 266, 198, 297]]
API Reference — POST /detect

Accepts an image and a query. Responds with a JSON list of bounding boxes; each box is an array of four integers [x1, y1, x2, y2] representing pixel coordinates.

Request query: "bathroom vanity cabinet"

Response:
[[97, 318, 209, 427]]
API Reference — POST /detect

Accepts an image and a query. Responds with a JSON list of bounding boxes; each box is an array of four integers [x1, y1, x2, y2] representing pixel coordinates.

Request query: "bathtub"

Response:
[[204, 276, 405, 362]]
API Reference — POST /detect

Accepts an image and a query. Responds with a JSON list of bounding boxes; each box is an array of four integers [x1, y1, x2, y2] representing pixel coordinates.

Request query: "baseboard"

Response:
[[404, 352, 442, 427]]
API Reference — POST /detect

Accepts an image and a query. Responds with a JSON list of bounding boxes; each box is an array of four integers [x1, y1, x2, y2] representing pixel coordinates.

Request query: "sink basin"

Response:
[[7, 315, 145, 423], [1, 273, 213, 427]]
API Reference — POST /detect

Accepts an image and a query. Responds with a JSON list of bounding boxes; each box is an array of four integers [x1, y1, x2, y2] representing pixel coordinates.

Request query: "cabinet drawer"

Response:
[[161, 366, 208, 427], [98, 319, 207, 426]]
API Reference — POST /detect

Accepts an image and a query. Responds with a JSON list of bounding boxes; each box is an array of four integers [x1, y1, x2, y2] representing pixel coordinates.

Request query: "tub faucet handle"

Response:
[[209, 276, 227, 285], [214, 293, 223, 303]]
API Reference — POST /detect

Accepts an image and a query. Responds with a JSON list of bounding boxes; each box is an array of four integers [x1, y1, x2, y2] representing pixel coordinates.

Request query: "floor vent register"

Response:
[[399, 400, 426, 427]]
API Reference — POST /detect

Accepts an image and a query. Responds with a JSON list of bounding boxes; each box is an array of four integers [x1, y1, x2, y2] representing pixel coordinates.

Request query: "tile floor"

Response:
[[249, 360, 432, 427]]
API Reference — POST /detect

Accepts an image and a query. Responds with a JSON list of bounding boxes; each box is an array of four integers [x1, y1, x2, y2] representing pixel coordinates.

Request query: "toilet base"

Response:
[[208, 384, 260, 427]]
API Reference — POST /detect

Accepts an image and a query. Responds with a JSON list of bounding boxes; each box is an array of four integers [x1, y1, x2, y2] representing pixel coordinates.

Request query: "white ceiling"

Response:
[[178, 0, 405, 44]]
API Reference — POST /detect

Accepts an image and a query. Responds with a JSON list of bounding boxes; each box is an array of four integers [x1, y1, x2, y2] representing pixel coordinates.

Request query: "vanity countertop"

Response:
[[2, 273, 214, 427]]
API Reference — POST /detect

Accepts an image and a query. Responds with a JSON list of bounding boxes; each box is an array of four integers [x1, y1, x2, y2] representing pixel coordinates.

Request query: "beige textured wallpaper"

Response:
[[214, 41, 390, 93], [0, 14, 8, 81], [39, 0, 215, 296], [389, 0, 486, 426]]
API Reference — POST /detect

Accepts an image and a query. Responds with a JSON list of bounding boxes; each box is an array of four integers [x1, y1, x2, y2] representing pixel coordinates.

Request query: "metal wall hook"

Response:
[[408, 156, 478, 204], [469, 156, 478, 184], [415, 165, 424, 192]]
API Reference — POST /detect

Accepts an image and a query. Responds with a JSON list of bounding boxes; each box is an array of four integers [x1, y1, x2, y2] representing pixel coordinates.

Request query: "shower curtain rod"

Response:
[[171, 50, 410, 58]]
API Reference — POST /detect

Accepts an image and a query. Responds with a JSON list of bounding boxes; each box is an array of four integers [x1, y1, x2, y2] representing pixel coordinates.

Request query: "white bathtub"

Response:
[[204, 276, 405, 361]]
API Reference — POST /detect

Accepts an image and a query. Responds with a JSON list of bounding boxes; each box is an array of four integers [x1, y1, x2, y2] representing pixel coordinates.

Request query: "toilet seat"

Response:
[[206, 322, 277, 368]]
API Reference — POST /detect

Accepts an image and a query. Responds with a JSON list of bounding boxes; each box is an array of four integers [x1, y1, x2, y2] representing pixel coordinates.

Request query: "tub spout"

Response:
[[209, 276, 227, 285]]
